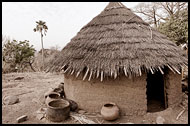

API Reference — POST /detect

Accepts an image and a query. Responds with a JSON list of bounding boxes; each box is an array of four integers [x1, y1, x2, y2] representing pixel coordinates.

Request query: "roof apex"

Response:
[[105, 2, 126, 10]]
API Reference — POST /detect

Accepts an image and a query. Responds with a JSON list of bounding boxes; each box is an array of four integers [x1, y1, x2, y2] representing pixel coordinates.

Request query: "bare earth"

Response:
[[2, 72, 188, 124]]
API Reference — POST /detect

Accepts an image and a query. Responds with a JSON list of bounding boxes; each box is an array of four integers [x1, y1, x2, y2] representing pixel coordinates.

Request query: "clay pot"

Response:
[[101, 103, 120, 121], [45, 92, 61, 105], [66, 99, 78, 111], [46, 99, 70, 122]]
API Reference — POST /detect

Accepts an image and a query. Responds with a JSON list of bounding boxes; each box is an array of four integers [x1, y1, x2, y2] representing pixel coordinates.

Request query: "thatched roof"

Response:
[[47, 2, 188, 81]]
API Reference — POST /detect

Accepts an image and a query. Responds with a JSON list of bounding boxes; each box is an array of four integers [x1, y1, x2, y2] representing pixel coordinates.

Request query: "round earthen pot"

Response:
[[45, 92, 61, 105], [100, 103, 120, 121], [46, 99, 70, 122]]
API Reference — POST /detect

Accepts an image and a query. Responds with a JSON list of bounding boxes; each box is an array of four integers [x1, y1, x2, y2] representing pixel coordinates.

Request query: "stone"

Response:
[[120, 122, 134, 124], [41, 117, 47, 122], [14, 77, 24, 80], [4, 96, 19, 105], [16, 115, 27, 123], [78, 110, 86, 114], [36, 113, 44, 120], [156, 116, 165, 124], [36, 108, 46, 114]]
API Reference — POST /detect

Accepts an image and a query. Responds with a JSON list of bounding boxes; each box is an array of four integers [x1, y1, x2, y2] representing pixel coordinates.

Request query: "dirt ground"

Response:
[[2, 72, 188, 124]]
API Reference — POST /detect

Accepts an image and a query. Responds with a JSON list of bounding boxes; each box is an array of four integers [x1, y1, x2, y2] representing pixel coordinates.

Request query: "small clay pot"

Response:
[[101, 103, 120, 121], [46, 99, 70, 122], [45, 92, 61, 105], [66, 99, 78, 111]]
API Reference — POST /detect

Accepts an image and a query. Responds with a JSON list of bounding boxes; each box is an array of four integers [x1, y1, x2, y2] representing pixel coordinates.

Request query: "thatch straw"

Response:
[[46, 2, 188, 81]]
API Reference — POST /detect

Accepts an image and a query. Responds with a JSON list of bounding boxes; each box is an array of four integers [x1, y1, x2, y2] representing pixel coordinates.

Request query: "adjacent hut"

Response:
[[48, 2, 188, 115]]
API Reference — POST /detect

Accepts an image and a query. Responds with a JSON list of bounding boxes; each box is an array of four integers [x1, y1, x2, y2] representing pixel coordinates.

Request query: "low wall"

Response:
[[64, 74, 147, 116]]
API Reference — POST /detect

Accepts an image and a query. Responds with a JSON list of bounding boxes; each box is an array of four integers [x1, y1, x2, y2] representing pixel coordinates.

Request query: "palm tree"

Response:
[[33, 20, 48, 72]]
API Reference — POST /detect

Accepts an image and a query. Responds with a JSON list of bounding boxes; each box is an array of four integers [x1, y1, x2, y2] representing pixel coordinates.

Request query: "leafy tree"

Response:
[[158, 8, 188, 45], [2, 40, 36, 72], [33, 20, 48, 72]]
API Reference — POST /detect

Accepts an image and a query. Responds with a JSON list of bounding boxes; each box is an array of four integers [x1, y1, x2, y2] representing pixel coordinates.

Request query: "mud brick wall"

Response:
[[64, 74, 147, 116], [165, 70, 182, 107]]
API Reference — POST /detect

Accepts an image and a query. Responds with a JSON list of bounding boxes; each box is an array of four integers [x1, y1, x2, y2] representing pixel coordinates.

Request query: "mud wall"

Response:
[[165, 70, 182, 107], [64, 74, 147, 116]]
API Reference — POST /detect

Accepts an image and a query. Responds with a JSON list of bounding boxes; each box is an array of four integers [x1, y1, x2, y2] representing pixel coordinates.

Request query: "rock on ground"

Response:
[[16, 115, 27, 123], [78, 110, 86, 114], [4, 96, 19, 105], [156, 116, 165, 124], [14, 77, 24, 80]]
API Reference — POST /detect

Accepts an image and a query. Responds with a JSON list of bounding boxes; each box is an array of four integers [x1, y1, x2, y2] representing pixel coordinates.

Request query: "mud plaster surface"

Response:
[[64, 70, 182, 116]]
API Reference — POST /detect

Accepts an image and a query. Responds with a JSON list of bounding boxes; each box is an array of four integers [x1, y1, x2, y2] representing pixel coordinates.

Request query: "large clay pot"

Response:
[[46, 99, 70, 122], [101, 103, 120, 121], [45, 92, 61, 105]]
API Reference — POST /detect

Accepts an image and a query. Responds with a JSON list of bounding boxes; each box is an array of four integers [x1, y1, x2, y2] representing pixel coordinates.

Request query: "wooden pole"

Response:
[[88, 71, 92, 81], [150, 67, 154, 74], [83, 68, 89, 80], [96, 69, 100, 78], [76, 71, 81, 78], [124, 67, 127, 77], [158, 67, 164, 74], [139, 66, 142, 76], [167, 64, 176, 74], [101, 71, 103, 82]]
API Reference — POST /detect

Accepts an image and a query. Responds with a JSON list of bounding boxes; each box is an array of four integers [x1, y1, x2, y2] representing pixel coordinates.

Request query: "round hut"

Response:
[[48, 2, 188, 115]]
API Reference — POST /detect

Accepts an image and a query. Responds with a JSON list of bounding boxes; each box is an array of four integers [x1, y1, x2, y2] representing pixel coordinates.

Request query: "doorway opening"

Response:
[[146, 71, 167, 112]]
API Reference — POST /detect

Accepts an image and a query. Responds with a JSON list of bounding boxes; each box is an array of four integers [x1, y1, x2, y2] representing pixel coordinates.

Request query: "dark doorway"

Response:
[[146, 71, 167, 112]]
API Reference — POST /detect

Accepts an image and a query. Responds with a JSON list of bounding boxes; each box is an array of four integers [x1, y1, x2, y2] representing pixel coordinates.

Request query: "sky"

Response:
[[2, 2, 140, 51]]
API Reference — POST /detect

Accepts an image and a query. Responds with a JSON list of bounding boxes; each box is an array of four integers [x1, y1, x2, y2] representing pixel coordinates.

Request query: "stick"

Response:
[[167, 64, 176, 74], [158, 67, 164, 74], [96, 69, 99, 78], [71, 69, 75, 75], [60, 64, 66, 70], [15, 91, 34, 96], [172, 66, 181, 74], [118, 2, 123, 7], [96, 119, 103, 124], [150, 67, 154, 74], [63, 67, 69, 73], [88, 71, 92, 81], [83, 68, 89, 80], [76, 71, 80, 78], [70, 113, 96, 124], [139, 66, 142, 76], [124, 67, 127, 77], [101, 71, 103, 82], [182, 63, 188, 68], [111, 69, 113, 77], [176, 108, 186, 120], [114, 71, 117, 79]]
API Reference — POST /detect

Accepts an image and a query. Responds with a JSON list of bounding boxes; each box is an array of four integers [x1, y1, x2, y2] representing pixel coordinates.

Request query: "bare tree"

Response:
[[133, 2, 188, 28], [157, 2, 187, 18], [50, 44, 61, 51]]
